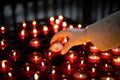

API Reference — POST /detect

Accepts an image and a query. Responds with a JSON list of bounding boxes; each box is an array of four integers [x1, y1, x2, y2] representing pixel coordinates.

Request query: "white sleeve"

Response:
[[86, 10, 120, 51]]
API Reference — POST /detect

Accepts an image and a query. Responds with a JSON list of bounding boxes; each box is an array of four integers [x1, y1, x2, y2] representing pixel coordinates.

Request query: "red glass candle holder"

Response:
[[88, 53, 101, 64], [21, 22, 27, 29], [100, 51, 112, 60], [37, 59, 50, 72], [112, 56, 120, 67], [0, 60, 12, 73], [47, 66, 60, 80], [42, 25, 49, 35], [20, 63, 35, 78], [7, 49, 21, 62], [18, 29, 28, 40], [100, 73, 115, 80], [65, 50, 78, 62], [72, 70, 88, 80], [0, 39, 9, 50], [76, 57, 87, 70], [29, 38, 41, 48], [100, 62, 114, 72], [89, 46, 101, 53], [3, 71, 17, 80], [88, 65, 99, 77], [30, 28, 40, 38], [0, 26, 6, 34], [43, 50, 55, 60], [32, 20, 37, 28], [61, 61, 76, 75], [111, 47, 120, 55], [28, 52, 43, 64]]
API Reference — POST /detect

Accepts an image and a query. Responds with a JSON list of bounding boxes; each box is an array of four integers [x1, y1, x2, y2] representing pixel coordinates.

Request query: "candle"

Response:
[[76, 57, 87, 70], [112, 56, 120, 66], [100, 52, 112, 60], [22, 22, 27, 29], [88, 53, 101, 64], [44, 50, 55, 60], [49, 17, 55, 25], [61, 61, 76, 75], [69, 24, 73, 28], [0, 26, 6, 34], [42, 26, 49, 35], [73, 70, 87, 80], [0, 39, 9, 50], [32, 20, 37, 28], [32, 71, 45, 80], [49, 42, 63, 54], [18, 29, 28, 40], [20, 63, 35, 78], [100, 63, 114, 72], [28, 52, 42, 64], [29, 38, 41, 48], [3, 71, 16, 80], [111, 48, 120, 55], [60, 74, 71, 80], [0, 60, 12, 73], [53, 24, 59, 33], [38, 59, 50, 72], [30, 28, 40, 38], [47, 66, 59, 80], [89, 46, 100, 53], [78, 24, 82, 28], [101, 76, 115, 80], [88, 67, 99, 77], [7, 49, 21, 62], [62, 22, 67, 30], [65, 50, 78, 62], [55, 19, 60, 24], [58, 15, 64, 22]]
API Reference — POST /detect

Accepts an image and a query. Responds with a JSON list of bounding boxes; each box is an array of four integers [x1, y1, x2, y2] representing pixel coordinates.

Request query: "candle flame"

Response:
[[13, 52, 16, 56], [79, 74, 83, 78], [92, 68, 95, 72], [105, 64, 108, 67], [53, 25, 59, 29], [58, 15, 63, 20], [69, 25, 73, 28], [22, 22, 26, 27], [34, 73, 39, 80], [70, 54, 74, 58], [32, 21, 37, 26], [33, 28, 37, 34], [1, 40, 4, 45], [43, 26, 48, 31], [55, 19, 60, 24], [41, 62, 44, 66], [2, 61, 6, 68], [106, 77, 110, 80], [21, 30, 25, 36], [78, 24, 82, 28], [68, 64, 71, 70], [1, 26, 5, 30], [34, 56, 38, 60], [26, 66, 30, 71], [81, 60, 84, 64], [52, 69, 55, 74], [62, 22, 67, 27], [50, 17, 54, 22], [8, 72, 12, 77]]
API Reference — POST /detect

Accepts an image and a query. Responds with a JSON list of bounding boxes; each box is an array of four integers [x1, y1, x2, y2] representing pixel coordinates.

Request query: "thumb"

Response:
[[61, 40, 73, 55]]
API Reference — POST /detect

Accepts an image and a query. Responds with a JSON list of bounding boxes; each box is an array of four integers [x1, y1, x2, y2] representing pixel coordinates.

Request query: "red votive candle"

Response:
[[42, 26, 49, 35], [61, 61, 76, 75], [28, 52, 42, 64], [89, 46, 101, 53], [0, 26, 6, 34], [22, 22, 27, 29], [38, 59, 50, 72], [29, 38, 41, 48], [88, 53, 101, 64], [100, 52, 112, 60], [32, 20, 37, 28], [73, 70, 88, 80], [18, 29, 28, 40], [0, 39, 9, 50], [7, 49, 21, 62], [111, 47, 120, 55], [112, 56, 120, 66], [44, 50, 55, 60], [65, 50, 78, 62], [88, 66, 99, 77], [0, 60, 12, 73], [30, 28, 40, 38], [20, 63, 35, 78]]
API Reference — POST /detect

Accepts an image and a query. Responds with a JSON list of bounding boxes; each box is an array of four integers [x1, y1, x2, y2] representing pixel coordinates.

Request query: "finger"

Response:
[[61, 40, 74, 55]]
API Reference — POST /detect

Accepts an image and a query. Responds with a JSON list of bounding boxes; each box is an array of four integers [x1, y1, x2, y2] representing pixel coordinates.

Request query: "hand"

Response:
[[50, 28, 90, 55]]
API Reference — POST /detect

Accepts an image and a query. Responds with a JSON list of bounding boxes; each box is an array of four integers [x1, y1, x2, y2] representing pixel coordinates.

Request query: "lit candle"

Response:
[[44, 50, 55, 60], [78, 24, 82, 28], [29, 38, 41, 48], [88, 67, 99, 77], [7, 49, 21, 62], [88, 54, 101, 64], [20, 63, 35, 78], [55, 19, 60, 24], [49, 17, 55, 25], [38, 59, 50, 72], [112, 56, 120, 66], [62, 22, 67, 30], [101, 76, 115, 80], [100, 52, 112, 60], [76, 57, 87, 69], [49, 42, 63, 54], [100, 63, 114, 72], [0, 26, 6, 34], [53, 24, 59, 33], [0, 39, 8, 50], [18, 29, 28, 40], [58, 15, 64, 22], [90, 46, 100, 53], [111, 48, 120, 55], [61, 61, 76, 75], [65, 50, 78, 62], [0, 60, 12, 73], [69, 25, 73, 28], [28, 52, 42, 64], [22, 22, 27, 29], [30, 28, 39, 38], [32, 20, 37, 28], [42, 26, 49, 35], [73, 70, 87, 80]]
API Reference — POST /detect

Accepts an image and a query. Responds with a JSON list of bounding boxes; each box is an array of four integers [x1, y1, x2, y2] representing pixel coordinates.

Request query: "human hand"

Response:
[[50, 28, 90, 55]]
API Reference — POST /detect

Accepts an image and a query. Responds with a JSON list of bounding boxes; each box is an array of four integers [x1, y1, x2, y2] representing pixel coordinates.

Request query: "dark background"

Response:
[[0, 0, 120, 26]]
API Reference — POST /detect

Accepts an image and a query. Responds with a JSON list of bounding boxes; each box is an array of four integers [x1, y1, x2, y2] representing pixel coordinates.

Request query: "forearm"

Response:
[[86, 10, 120, 50]]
